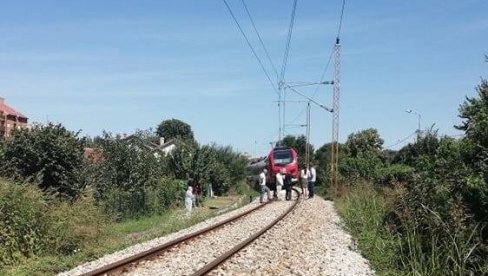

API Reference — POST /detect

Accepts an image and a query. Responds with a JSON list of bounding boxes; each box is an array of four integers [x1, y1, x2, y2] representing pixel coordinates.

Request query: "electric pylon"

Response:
[[331, 37, 341, 192]]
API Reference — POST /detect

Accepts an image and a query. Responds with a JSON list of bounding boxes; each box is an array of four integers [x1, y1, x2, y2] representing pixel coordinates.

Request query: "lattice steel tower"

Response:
[[331, 38, 341, 191]]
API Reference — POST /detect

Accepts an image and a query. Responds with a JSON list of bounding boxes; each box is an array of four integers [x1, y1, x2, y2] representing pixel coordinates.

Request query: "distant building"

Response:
[[0, 97, 28, 138], [121, 135, 176, 158], [83, 147, 104, 164]]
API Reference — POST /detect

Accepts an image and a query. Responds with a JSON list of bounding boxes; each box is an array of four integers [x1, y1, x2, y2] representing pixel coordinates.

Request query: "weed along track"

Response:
[[80, 189, 300, 276]]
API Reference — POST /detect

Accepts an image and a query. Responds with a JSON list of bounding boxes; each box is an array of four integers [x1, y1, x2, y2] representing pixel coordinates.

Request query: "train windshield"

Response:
[[273, 150, 293, 165]]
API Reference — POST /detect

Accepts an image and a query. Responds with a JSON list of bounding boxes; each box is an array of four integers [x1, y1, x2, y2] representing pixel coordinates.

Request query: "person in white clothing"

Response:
[[275, 169, 284, 200], [300, 167, 310, 198], [259, 168, 271, 203], [185, 186, 195, 217]]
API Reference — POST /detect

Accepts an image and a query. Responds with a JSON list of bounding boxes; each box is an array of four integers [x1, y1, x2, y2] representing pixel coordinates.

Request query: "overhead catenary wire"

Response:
[[222, 0, 279, 96], [311, 0, 346, 99], [279, 0, 298, 86], [384, 131, 418, 149], [290, 0, 346, 126], [240, 0, 280, 81]]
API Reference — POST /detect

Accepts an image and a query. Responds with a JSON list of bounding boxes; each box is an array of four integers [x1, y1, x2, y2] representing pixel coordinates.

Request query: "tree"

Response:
[[341, 128, 385, 181], [345, 128, 384, 158], [281, 135, 314, 168], [0, 123, 86, 199], [393, 127, 440, 166], [454, 62, 488, 223], [92, 132, 162, 194], [156, 119, 194, 141]]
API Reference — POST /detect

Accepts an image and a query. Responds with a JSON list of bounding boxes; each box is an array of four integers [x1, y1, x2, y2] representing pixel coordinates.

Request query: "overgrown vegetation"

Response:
[[0, 118, 249, 272], [331, 58, 488, 275], [0, 179, 106, 267]]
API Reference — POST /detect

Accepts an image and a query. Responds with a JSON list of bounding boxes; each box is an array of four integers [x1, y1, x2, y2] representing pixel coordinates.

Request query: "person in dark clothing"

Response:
[[283, 172, 292, 201]]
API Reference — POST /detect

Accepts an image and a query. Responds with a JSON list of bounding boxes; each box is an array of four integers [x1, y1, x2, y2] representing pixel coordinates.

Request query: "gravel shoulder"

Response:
[[59, 196, 374, 276], [212, 197, 374, 276]]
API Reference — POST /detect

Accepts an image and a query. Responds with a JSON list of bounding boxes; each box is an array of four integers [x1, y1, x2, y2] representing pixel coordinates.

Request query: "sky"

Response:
[[0, 0, 487, 156]]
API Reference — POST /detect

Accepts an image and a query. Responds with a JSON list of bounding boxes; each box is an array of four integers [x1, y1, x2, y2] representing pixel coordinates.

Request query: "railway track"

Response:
[[81, 188, 300, 276]]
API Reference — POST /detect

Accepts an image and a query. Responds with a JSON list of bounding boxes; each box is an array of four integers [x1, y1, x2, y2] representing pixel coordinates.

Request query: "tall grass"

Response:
[[335, 183, 486, 275], [0, 179, 107, 266], [335, 183, 398, 274]]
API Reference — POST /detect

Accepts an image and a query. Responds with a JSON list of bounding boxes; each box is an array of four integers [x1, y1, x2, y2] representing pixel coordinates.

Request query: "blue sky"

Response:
[[1, 0, 487, 156]]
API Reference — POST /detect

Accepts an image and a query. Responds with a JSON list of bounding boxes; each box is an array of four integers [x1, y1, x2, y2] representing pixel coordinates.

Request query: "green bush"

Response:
[[100, 178, 186, 220], [374, 164, 414, 187], [46, 196, 107, 255], [147, 178, 186, 211], [335, 183, 398, 274], [0, 179, 49, 265], [0, 179, 106, 265], [0, 123, 86, 199]]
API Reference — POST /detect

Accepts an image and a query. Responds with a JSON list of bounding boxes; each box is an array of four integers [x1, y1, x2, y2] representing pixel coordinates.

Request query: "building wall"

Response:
[[0, 98, 29, 138], [2, 115, 27, 137]]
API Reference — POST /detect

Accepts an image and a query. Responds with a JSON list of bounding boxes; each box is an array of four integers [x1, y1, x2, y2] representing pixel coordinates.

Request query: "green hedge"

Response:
[[0, 179, 106, 265]]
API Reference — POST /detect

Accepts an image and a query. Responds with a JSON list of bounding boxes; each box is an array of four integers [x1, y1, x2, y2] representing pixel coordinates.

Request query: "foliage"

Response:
[[281, 134, 314, 168], [92, 132, 163, 193], [345, 128, 384, 158], [100, 177, 186, 220], [167, 142, 246, 196], [339, 128, 385, 182], [0, 123, 86, 200], [335, 183, 399, 274], [374, 164, 414, 187], [0, 179, 106, 266], [156, 118, 195, 142], [392, 127, 440, 166], [212, 144, 247, 186], [89, 133, 165, 219]]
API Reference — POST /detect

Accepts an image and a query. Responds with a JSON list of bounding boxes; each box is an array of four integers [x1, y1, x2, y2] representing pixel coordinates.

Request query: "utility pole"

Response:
[[331, 37, 341, 193], [306, 101, 311, 167]]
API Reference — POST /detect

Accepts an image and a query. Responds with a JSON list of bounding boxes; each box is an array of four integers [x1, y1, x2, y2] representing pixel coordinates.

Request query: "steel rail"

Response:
[[81, 200, 271, 276], [191, 187, 301, 276]]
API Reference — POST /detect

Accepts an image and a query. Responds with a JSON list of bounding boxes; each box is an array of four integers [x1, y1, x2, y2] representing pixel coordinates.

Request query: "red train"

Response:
[[267, 146, 299, 184]]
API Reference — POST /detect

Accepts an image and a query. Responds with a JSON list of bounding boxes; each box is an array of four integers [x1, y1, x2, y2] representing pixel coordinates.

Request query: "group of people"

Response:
[[258, 163, 316, 203], [300, 164, 316, 199], [184, 182, 202, 217]]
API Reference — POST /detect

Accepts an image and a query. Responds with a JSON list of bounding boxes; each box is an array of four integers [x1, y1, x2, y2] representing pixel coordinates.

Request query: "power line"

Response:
[[240, 0, 279, 81], [337, 0, 346, 38], [279, 0, 298, 86], [312, 0, 346, 99], [292, 0, 346, 125], [384, 131, 417, 149], [222, 0, 279, 96]]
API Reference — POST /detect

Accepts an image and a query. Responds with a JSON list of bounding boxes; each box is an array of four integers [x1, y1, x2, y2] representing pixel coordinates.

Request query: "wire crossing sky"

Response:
[[0, 0, 487, 156]]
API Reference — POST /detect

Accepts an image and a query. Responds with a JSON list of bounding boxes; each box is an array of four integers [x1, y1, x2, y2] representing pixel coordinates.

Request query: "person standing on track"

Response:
[[308, 163, 317, 199], [300, 167, 310, 198], [275, 168, 284, 200], [259, 168, 271, 203], [284, 171, 292, 201]]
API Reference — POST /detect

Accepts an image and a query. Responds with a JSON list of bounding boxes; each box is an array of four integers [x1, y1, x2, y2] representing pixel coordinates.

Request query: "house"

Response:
[[0, 97, 28, 138], [83, 147, 104, 163], [121, 135, 176, 158]]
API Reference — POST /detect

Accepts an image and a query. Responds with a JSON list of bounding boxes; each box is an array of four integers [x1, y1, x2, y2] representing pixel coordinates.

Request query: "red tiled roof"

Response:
[[0, 101, 27, 118]]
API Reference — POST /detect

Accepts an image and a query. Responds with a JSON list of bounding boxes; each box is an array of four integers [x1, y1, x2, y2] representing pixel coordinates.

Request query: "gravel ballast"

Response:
[[211, 197, 374, 276], [59, 195, 373, 276]]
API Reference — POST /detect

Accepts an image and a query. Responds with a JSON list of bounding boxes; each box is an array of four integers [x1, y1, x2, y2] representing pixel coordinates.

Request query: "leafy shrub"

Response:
[[374, 164, 414, 187], [335, 183, 398, 273], [0, 179, 106, 265], [0, 123, 86, 199], [46, 196, 107, 255], [100, 178, 186, 220], [0, 179, 49, 265], [147, 178, 186, 211]]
